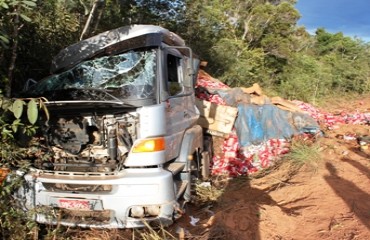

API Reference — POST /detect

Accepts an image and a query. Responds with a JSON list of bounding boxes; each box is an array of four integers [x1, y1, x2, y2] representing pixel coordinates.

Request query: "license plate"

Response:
[[58, 199, 91, 210]]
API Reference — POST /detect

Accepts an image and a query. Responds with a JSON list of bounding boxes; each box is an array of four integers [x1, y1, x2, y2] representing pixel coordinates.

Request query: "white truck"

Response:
[[20, 25, 211, 228]]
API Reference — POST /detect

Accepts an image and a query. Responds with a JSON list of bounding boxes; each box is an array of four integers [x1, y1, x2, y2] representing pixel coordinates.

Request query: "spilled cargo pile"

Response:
[[195, 70, 369, 176], [293, 100, 370, 129]]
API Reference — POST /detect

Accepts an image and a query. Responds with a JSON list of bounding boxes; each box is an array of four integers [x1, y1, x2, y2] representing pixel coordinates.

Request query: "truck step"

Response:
[[165, 162, 185, 175], [175, 180, 189, 200]]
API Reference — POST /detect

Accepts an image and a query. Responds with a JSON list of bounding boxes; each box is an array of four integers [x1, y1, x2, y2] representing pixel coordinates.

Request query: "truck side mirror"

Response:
[[192, 58, 200, 88], [183, 53, 199, 88], [183, 57, 194, 88]]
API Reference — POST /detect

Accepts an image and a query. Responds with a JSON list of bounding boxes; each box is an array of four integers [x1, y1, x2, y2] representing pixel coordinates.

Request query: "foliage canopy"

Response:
[[0, 0, 369, 101]]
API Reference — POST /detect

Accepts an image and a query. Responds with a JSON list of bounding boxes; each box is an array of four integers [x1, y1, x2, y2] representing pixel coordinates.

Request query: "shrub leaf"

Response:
[[27, 99, 38, 124], [12, 100, 24, 119]]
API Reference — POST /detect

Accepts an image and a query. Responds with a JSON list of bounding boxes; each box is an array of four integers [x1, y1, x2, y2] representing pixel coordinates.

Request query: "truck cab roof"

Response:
[[51, 25, 186, 74]]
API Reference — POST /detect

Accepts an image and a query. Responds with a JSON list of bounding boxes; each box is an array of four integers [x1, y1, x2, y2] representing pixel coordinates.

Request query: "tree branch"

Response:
[[80, 0, 105, 40]]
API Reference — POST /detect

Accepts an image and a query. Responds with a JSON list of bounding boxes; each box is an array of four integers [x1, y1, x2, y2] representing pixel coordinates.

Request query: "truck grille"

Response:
[[42, 183, 113, 192], [39, 170, 118, 177]]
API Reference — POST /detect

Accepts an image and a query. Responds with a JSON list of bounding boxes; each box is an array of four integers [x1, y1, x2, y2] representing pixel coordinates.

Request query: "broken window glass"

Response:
[[28, 49, 157, 101]]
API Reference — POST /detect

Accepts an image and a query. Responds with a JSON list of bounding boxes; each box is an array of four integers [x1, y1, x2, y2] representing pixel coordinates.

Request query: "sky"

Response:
[[295, 0, 370, 42]]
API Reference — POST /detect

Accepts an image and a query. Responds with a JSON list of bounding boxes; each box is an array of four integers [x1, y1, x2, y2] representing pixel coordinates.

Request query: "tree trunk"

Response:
[[6, 7, 20, 97]]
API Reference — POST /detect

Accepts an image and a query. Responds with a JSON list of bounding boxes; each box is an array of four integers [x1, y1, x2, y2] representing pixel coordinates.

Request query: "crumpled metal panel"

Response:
[[51, 25, 185, 73]]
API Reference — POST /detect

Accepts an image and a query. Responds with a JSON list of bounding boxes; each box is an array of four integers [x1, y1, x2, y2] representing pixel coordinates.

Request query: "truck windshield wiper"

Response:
[[29, 87, 137, 107], [61, 87, 134, 106]]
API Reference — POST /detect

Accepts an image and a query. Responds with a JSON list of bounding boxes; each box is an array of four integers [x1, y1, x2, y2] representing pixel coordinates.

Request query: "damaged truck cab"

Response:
[[20, 25, 209, 228]]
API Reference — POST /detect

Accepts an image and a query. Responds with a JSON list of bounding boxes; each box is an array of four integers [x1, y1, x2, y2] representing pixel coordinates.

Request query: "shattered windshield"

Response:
[[28, 49, 157, 101]]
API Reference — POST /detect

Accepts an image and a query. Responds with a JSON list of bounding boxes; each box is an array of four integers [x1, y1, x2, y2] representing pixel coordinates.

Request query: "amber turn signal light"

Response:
[[132, 137, 165, 153]]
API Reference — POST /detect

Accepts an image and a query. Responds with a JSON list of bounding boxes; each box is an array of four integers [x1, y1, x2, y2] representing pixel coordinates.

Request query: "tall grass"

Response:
[[285, 137, 322, 171], [134, 225, 177, 240]]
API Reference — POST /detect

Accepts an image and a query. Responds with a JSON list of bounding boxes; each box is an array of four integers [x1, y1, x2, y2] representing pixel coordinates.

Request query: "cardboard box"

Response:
[[195, 99, 238, 136]]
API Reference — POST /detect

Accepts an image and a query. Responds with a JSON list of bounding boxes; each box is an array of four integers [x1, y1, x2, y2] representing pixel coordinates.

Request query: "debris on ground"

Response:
[[195, 70, 370, 177]]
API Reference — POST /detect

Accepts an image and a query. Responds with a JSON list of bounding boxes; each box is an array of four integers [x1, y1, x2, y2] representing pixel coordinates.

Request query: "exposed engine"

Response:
[[38, 110, 138, 173]]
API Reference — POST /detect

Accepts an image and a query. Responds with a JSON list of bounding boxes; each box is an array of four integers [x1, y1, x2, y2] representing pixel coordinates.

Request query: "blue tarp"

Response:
[[217, 89, 320, 147]]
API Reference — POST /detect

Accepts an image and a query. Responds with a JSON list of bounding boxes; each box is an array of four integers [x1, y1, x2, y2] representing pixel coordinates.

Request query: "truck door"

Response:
[[162, 50, 199, 161]]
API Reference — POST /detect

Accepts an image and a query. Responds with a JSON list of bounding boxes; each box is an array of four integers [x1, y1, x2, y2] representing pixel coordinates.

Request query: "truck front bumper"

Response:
[[20, 168, 179, 228]]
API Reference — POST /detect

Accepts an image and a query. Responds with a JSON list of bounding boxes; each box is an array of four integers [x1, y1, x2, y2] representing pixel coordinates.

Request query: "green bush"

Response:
[[0, 91, 49, 239]]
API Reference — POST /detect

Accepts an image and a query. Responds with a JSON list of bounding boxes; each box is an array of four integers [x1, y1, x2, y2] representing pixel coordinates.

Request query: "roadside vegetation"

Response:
[[0, 0, 369, 239], [284, 136, 322, 172], [0, 0, 369, 101]]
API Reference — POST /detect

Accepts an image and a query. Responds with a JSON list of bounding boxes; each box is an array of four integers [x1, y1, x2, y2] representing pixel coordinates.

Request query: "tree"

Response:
[[0, 0, 369, 101], [0, 0, 37, 97], [178, 0, 300, 89], [314, 28, 370, 94]]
